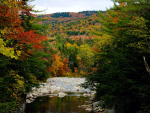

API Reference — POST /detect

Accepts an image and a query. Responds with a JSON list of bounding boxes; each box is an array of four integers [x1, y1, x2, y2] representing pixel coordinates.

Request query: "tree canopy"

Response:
[[0, 0, 51, 112], [84, 0, 150, 112]]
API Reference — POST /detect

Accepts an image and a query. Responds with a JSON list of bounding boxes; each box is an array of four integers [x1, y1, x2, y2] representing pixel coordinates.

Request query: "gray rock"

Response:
[[29, 98, 34, 101], [58, 92, 67, 97], [99, 100, 105, 105], [26, 99, 31, 103], [26, 77, 91, 101], [85, 108, 92, 112], [81, 105, 88, 108], [83, 93, 90, 97], [92, 101, 99, 107], [93, 107, 99, 111], [107, 110, 115, 113]]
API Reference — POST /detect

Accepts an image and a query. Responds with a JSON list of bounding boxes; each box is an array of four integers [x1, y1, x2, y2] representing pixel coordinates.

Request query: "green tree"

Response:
[[84, 1, 150, 112]]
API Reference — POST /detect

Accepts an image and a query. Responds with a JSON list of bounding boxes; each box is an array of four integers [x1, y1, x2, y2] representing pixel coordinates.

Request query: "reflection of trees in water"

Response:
[[26, 95, 89, 113]]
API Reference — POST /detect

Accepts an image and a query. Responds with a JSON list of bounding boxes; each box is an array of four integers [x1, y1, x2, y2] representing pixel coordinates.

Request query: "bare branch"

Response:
[[143, 56, 150, 73]]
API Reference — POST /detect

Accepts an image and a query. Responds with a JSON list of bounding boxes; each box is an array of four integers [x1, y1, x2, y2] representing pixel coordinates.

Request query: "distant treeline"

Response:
[[37, 11, 106, 18], [78, 10, 106, 16], [51, 12, 72, 18]]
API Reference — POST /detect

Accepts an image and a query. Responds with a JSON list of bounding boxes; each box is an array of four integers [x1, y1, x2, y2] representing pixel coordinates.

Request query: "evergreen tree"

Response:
[[84, 0, 150, 112]]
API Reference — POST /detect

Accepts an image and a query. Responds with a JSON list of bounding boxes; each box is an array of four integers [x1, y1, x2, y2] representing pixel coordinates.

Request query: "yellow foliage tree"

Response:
[[93, 33, 114, 52], [0, 38, 21, 59], [78, 44, 95, 72], [51, 54, 64, 76]]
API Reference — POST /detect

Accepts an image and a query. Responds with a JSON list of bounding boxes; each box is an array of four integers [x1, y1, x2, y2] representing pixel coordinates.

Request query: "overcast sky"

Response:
[[29, 0, 115, 14]]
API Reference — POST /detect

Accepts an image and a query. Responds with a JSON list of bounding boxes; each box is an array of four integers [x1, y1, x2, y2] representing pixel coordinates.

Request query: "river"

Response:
[[25, 92, 91, 113], [25, 77, 93, 113]]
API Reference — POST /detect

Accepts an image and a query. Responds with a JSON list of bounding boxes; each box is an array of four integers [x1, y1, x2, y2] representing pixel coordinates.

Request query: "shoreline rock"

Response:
[[26, 77, 91, 103]]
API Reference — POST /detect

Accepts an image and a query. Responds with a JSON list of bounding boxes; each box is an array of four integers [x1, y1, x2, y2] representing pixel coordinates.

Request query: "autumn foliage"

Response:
[[0, 0, 49, 112], [47, 54, 70, 76]]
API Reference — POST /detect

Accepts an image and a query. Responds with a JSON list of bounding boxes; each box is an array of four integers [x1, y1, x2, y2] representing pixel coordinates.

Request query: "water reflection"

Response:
[[25, 92, 90, 113]]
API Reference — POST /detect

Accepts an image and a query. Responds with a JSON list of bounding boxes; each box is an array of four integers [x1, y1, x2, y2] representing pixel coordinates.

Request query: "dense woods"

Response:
[[1, 0, 150, 112], [0, 0, 51, 112], [84, 0, 150, 112]]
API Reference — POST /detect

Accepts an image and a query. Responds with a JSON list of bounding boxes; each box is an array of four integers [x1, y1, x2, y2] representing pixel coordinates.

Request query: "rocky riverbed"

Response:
[[26, 77, 92, 102], [26, 77, 109, 113]]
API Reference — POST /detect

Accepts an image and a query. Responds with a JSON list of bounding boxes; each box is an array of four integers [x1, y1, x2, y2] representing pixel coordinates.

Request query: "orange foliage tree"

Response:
[[0, 0, 49, 112], [0, 0, 48, 58], [49, 54, 64, 76]]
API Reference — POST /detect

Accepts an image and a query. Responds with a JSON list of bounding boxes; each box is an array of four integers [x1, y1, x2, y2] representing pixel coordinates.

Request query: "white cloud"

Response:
[[29, 0, 114, 14]]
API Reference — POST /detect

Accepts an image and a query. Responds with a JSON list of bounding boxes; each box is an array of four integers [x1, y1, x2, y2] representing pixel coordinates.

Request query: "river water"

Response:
[[25, 92, 90, 113]]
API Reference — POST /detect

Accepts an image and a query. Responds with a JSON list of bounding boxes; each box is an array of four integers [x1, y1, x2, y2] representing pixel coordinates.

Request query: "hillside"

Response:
[[36, 11, 105, 38]]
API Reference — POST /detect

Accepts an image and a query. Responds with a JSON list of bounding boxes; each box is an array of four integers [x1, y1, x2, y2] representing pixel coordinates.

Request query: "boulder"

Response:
[[80, 105, 88, 108], [83, 93, 90, 97], [54, 86, 61, 91], [32, 93, 37, 97], [58, 92, 67, 97], [91, 91, 96, 95], [26, 93, 33, 98], [99, 100, 105, 105], [107, 109, 115, 113], [85, 108, 92, 112], [93, 107, 100, 112], [26, 99, 31, 103], [92, 101, 99, 107], [29, 98, 34, 101]]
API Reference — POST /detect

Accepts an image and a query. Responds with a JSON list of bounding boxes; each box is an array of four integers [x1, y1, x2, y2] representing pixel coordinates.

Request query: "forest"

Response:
[[1, 0, 150, 113]]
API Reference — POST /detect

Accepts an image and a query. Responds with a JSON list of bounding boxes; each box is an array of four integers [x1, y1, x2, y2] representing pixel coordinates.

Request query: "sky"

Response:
[[29, 0, 115, 14]]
